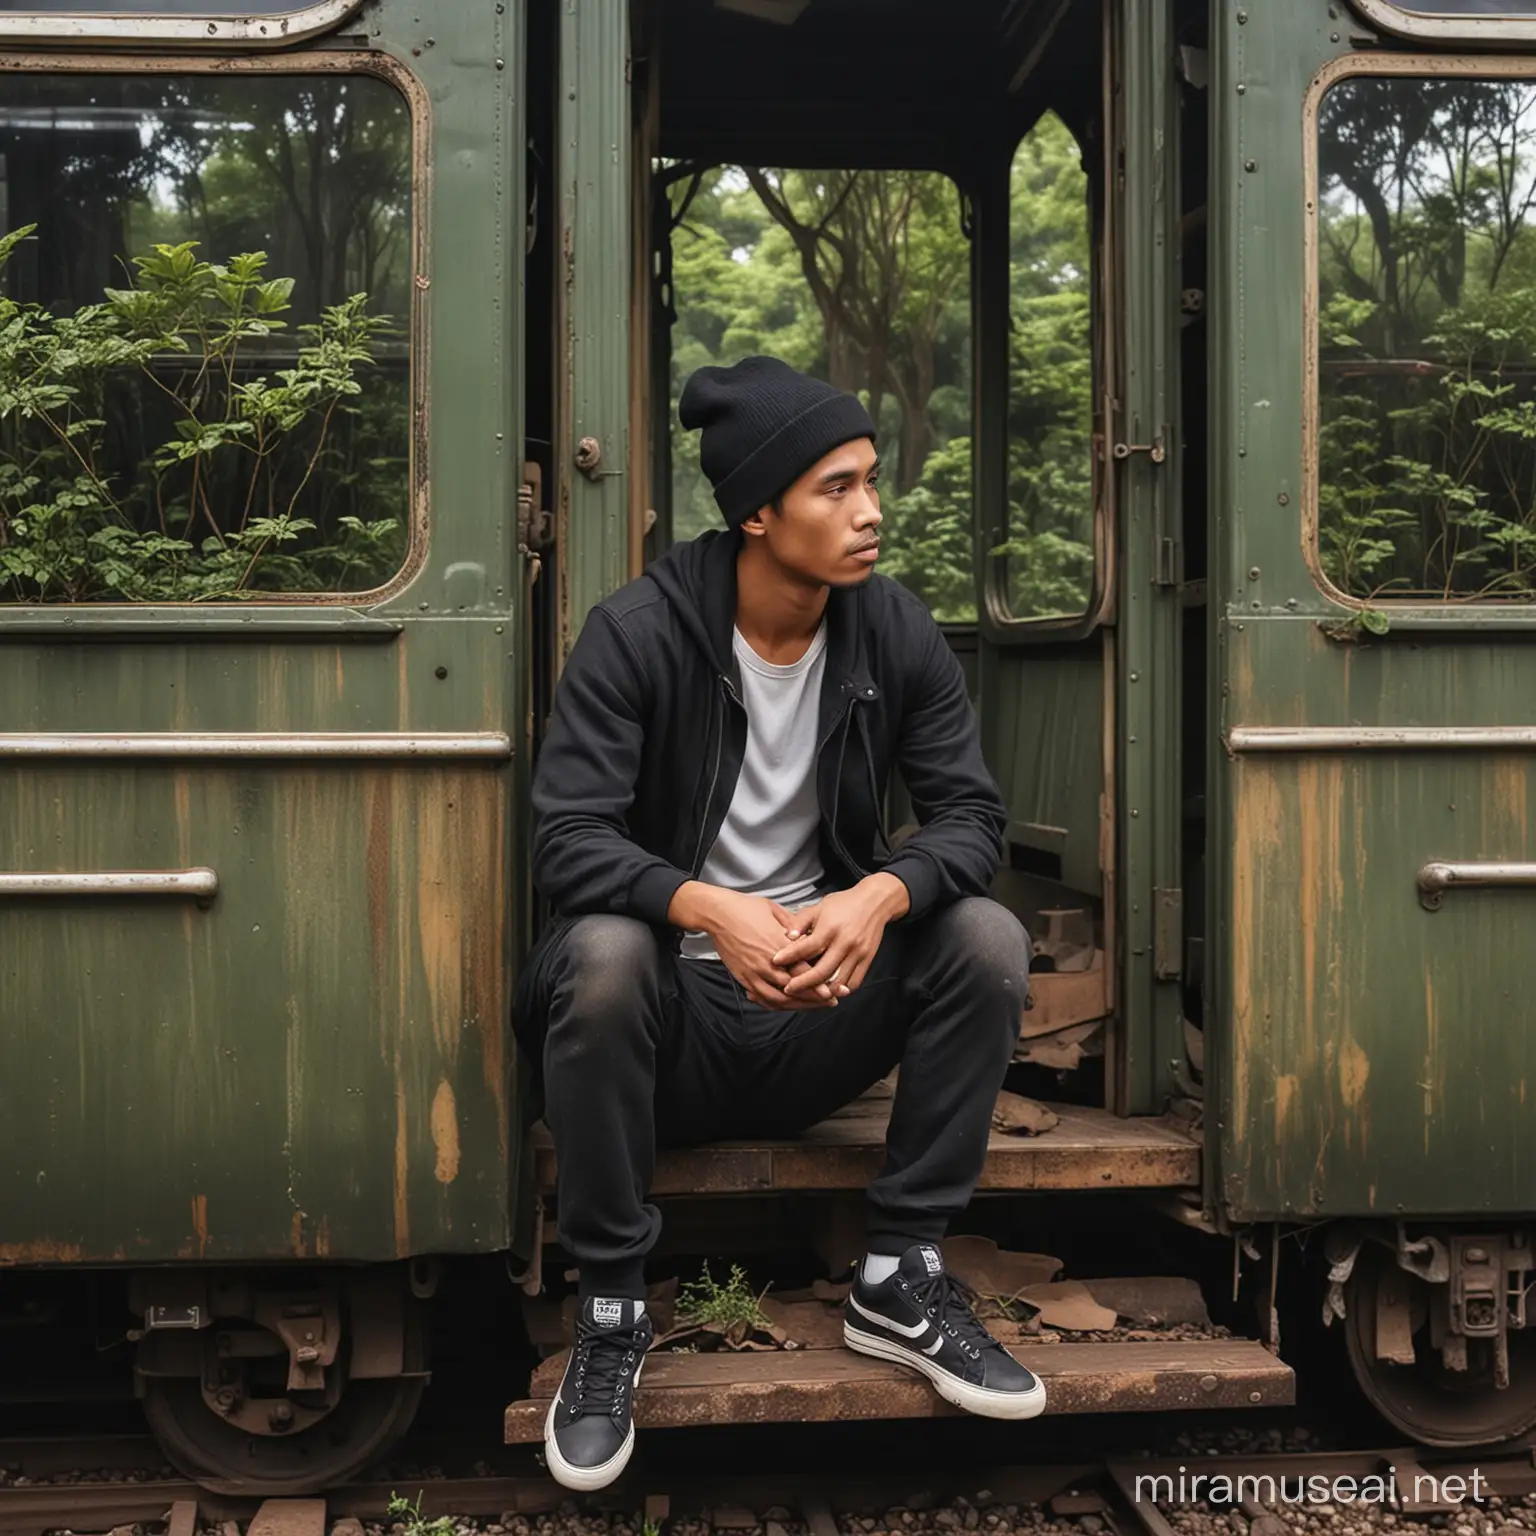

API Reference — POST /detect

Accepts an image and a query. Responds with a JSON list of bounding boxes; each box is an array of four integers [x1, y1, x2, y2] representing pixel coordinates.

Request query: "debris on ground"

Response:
[[992, 1092, 1060, 1136]]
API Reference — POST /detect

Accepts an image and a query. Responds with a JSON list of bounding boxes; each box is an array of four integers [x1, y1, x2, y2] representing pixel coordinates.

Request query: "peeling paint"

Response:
[[191, 1194, 208, 1260], [431, 1079, 460, 1183], [1339, 1036, 1370, 1110]]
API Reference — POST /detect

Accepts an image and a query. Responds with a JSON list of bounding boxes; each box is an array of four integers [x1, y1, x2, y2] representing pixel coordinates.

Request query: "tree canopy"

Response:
[[1318, 74, 1536, 602], [665, 111, 1095, 624]]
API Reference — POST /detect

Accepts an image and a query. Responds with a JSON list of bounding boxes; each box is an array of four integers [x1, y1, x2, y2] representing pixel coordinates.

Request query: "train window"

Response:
[[666, 165, 976, 622], [1314, 71, 1536, 603], [1001, 112, 1094, 623], [0, 68, 413, 603]]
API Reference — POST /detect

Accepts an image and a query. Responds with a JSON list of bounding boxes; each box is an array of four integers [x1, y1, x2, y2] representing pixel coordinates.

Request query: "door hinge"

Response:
[[1154, 886, 1183, 980]]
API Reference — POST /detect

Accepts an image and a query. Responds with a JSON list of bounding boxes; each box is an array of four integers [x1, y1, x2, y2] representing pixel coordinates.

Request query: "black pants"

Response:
[[512, 897, 1030, 1299]]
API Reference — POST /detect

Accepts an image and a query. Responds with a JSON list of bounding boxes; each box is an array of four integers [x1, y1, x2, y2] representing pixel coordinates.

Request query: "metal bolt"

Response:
[[1286, 598, 1299, 610], [270, 1402, 294, 1430], [1130, 670, 1140, 682], [1249, 566, 1261, 580], [1236, 8, 1247, 19], [303, 1331, 315, 1342], [1331, 31, 1340, 41], [435, 665, 448, 679], [1277, 492, 1289, 505], [1246, 160, 1258, 173], [1249, 1391, 1262, 1403], [1200, 1374, 1218, 1393], [1236, 83, 1246, 94], [215, 1388, 236, 1412], [1468, 1247, 1489, 1264]]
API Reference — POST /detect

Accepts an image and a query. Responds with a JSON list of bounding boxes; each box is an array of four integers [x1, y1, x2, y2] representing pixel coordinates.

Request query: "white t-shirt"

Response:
[[680, 621, 828, 962]]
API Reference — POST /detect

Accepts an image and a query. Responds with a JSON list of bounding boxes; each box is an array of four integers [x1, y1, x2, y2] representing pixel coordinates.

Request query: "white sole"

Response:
[[542, 1354, 646, 1490], [844, 1322, 1048, 1420]]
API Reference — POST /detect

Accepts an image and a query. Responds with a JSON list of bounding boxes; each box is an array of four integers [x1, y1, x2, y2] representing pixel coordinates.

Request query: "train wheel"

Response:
[[1344, 1241, 1536, 1450], [143, 1371, 426, 1495], [135, 1272, 428, 1496]]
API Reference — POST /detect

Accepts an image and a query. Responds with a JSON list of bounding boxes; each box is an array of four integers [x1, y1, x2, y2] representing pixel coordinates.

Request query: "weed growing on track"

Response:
[[388, 1490, 457, 1536]]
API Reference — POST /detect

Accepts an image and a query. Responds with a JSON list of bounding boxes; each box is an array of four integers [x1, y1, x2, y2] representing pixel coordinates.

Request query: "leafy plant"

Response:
[[387, 1491, 457, 1536], [1317, 77, 1536, 604], [0, 225, 406, 602], [675, 1262, 772, 1333]]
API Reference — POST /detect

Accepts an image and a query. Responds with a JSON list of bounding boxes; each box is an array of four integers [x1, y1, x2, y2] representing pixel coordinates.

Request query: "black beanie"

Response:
[[678, 355, 876, 528]]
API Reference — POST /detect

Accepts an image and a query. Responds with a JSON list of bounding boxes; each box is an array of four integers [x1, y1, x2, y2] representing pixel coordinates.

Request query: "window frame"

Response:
[[0, 1, 362, 48], [983, 108, 1113, 645], [0, 47, 429, 616], [1303, 50, 1536, 620], [1348, 0, 1536, 45]]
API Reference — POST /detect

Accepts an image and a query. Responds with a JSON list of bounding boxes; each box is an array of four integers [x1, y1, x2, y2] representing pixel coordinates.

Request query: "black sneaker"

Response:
[[543, 1297, 653, 1490], [844, 1243, 1047, 1419]]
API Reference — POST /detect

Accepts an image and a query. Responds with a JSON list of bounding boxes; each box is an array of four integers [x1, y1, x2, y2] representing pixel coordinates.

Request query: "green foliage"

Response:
[[675, 1261, 772, 1333], [1317, 77, 1536, 602], [665, 113, 1096, 626], [387, 1491, 456, 1536], [0, 228, 405, 602]]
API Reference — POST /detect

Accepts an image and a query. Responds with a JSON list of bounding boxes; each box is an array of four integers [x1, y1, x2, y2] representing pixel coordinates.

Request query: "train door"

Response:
[[1212, 4, 1536, 1224], [0, 0, 520, 1335], [975, 0, 1185, 1117]]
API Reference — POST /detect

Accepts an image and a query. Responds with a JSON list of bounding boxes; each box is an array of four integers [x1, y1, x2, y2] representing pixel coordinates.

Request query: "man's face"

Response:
[[741, 437, 882, 587]]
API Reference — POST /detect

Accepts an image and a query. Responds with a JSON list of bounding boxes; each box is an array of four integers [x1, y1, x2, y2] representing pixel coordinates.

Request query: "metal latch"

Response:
[[1113, 436, 1166, 463]]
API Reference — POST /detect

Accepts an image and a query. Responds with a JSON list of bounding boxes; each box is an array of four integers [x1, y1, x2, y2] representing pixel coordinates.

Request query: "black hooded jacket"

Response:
[[528, 529, 1008, 931]]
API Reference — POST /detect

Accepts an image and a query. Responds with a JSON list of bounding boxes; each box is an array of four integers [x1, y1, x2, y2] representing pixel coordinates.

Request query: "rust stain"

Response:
[[290, 1211, 306, 1258], [413, 772, 467, 1062], [431, 1079, 461, 1183], [1230, 766, 1286, 1138], [191, 1194, 208, 1259], [0, 1240, 85, 1263], [394, 1054, 411, 1255], [1339, 1036, 1370, 1110], [1490, 757, 1528, 850], [365, 771, 393, 1063], [316, 1217, 331, 1258], [1274, 1073, 1298, 1149]]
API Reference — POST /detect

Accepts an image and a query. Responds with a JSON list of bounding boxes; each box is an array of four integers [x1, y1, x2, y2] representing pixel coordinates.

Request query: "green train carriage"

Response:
[[1, 0, 1534, 1491]]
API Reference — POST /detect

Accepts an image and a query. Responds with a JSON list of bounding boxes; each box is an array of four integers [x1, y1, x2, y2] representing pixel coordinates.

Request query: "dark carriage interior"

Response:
[[583, 0, 1217, 1113]]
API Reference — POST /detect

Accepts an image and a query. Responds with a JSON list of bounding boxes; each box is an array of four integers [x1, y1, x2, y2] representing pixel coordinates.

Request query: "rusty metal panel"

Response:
[[0, 758, 511, 1262], [1220, 624, 1536, 1219]]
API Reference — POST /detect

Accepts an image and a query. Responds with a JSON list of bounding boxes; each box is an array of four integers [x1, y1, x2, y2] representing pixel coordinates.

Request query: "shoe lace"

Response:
[[567, 1320, 648, 1419], [903, 1270, 1000, 1362]]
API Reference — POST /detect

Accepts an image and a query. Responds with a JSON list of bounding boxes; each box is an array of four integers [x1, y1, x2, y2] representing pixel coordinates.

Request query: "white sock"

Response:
[[861, 1253, 900, 1285]]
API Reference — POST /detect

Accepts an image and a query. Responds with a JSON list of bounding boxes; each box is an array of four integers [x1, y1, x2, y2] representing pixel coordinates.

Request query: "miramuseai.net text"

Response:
[[1132, 1468, 1491, 1509]]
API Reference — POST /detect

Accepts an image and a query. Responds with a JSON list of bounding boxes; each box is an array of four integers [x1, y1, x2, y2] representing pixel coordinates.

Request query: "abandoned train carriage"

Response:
[[2, 0, 1536, 1492]]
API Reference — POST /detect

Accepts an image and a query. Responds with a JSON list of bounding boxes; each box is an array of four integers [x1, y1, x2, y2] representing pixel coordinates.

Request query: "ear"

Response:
[[739, 510, 768, 538]]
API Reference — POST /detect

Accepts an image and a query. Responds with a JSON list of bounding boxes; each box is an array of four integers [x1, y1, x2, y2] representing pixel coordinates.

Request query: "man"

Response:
[[514, 356, 1043, 1492]]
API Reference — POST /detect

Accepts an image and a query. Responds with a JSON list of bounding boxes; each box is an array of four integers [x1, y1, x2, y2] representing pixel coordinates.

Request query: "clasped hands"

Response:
[[667, 873, 910, 1011]]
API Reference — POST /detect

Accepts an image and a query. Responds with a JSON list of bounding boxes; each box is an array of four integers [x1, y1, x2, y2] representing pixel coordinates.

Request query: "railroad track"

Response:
[[3, 1442, 1535, 1536]]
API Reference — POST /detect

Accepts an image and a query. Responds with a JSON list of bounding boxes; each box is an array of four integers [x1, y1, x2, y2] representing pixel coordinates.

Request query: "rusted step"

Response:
[[532, 1101, 1198, 1196], [504, 1339, 1291, 1440]]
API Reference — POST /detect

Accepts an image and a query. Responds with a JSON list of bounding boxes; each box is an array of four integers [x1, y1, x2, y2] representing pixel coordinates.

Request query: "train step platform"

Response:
[[504, 1337, 1293, 1439], [531, 1095, 1199, 1196]]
